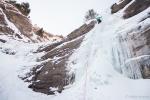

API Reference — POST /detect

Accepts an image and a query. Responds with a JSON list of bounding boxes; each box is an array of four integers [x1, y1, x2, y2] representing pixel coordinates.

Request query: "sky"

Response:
[[17, 0, 116, 36]]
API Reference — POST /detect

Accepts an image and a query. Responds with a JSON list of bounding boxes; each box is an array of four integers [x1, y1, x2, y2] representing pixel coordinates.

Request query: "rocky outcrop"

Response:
[[23, 21, 96, 94], [6, 0, 30, 16], [123, 0, 150, 19], [66, 21, 96, 41], [111, 0, 132, 14], [0, 1, 31, 36], [5, 9, 32, 36], [32, 25, 63, 42]]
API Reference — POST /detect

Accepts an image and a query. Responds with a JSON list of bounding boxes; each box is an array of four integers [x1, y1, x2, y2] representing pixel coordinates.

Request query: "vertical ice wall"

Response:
[[111, 8, 150, 79]]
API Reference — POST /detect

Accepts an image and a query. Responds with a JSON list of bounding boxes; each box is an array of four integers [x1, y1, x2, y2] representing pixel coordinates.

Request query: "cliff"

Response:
[[0, 0, 149, 99]]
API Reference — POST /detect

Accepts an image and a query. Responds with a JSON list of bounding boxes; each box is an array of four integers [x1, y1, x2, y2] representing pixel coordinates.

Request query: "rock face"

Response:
[[66, 21, 96, 41], [111, 0, 132, 14], [5, 9, 32, 36], [123, 0, 150, 19], [24, 21, 96, 94], [28, 36, 84, 94], [0, 0, 62, 42], [111, 0, 150, 79]]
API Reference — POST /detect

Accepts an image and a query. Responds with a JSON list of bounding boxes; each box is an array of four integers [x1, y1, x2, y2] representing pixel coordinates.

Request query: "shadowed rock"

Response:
[[111, 0, 132, 14], [0, 38, 6, 43]]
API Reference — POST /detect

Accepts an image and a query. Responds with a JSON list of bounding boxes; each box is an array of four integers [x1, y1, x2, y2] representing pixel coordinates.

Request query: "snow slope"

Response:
[[0, 3, 150, 100]]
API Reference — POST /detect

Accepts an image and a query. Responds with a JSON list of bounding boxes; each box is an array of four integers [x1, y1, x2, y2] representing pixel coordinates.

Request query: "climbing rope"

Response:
[[83, 61, 89, 100]]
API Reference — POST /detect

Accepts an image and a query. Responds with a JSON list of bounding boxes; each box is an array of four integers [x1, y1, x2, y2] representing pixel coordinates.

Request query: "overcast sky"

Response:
[[17, 0, 116, 36]]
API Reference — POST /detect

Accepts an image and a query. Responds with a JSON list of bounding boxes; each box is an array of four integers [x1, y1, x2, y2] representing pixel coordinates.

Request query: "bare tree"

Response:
[[84, 9, 99, 21]]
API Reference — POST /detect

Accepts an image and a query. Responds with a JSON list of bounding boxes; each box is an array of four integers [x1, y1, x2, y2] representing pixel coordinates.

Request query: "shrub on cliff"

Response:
[[36, 28, 44, 37], [84, 9, 99, 22]]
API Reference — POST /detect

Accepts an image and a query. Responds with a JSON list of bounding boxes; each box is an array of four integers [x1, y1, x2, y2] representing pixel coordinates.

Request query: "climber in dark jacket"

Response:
[[96, 16, 102, 24]]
